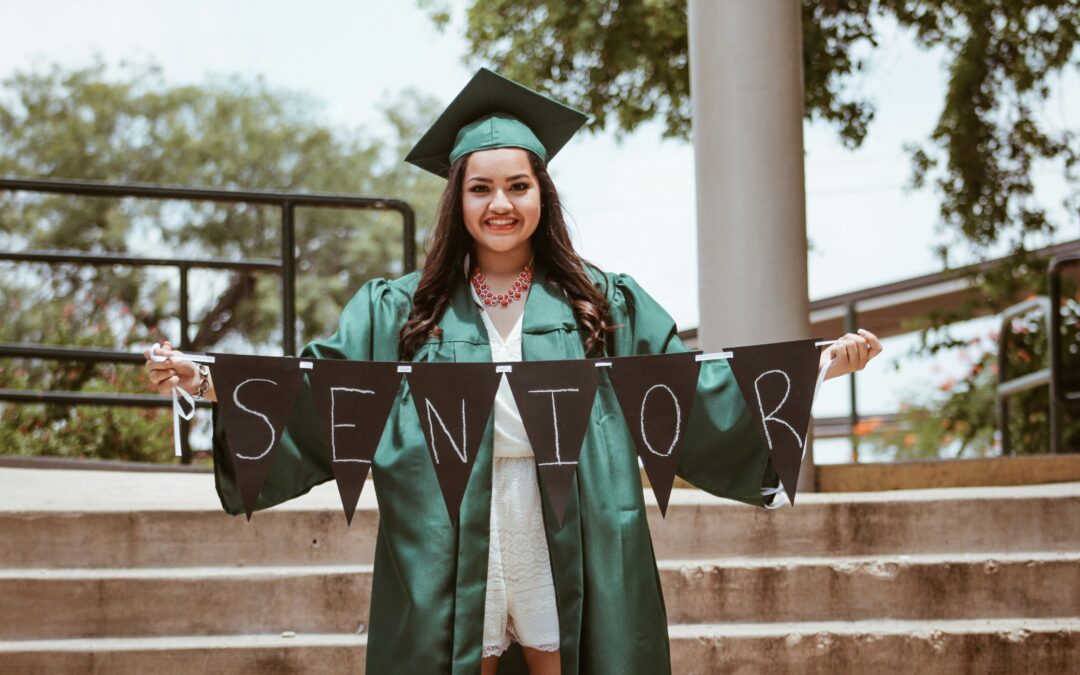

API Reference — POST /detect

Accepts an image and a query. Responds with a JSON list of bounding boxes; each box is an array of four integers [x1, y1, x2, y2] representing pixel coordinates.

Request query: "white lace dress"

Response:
[[476, 303, 561, 658]]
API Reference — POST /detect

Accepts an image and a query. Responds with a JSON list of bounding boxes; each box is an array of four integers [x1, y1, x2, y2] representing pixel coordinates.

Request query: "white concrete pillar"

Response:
[[688, 0, 816, 490]]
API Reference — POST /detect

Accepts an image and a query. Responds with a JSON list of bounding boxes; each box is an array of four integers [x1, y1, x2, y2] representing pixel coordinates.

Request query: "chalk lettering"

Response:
[[424, 398, 468, 464], [528, 387, 579, 465], [233, 378, 278, 460], [640, 384, 681, 456], [753, 369, 804, 449], [330, 386, 375, 463]]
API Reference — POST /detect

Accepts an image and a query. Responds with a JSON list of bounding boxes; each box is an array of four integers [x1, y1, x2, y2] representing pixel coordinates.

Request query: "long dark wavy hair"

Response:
[[399, 150, 616, 360]]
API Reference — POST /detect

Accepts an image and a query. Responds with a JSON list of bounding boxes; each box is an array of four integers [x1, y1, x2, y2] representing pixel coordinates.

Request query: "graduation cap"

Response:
[[405, 68, 589, 178]]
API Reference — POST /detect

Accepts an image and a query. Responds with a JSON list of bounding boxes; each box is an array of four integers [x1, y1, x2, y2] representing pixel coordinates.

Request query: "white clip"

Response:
[[696, 351, 734, 361], [495, 365, 512, 373], [299, 361, 313, 370], [594, 361, 612, 368], [397, 365, 413, 374]]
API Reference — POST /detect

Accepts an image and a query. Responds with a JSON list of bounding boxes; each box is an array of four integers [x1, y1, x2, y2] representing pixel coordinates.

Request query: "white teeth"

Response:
[[486, 219, 515, 225]]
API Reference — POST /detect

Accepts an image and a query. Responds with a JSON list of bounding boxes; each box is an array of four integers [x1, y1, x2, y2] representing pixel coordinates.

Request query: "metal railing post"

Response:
[[178, 265, 191, 350], [1048, 254, 1080, 453], [177, 263, 192, 464], [997, 296, 1053, 455], [281, 202, 296, 356], [401, 204, 417, 274], [998, 327, 1012, 455], [845, 302, 860, 461]]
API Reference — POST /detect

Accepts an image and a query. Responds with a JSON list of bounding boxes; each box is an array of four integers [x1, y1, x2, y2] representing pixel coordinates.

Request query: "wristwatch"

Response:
[[194, 364, 211, 400]]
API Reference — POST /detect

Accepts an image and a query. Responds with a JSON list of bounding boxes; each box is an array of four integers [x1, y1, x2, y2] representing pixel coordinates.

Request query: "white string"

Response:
[[146, 339, 844, 369], [171, 385, 196, 458], [761, 485, 789, 510], [695, 340, 837, 362], [149, 340, 843, 459], [147, 342, 216, 365], [147, 344, 200, 457]]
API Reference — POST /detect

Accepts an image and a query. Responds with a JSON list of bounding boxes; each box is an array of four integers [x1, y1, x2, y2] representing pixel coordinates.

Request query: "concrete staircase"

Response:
[[1, 467, 1078, 673]]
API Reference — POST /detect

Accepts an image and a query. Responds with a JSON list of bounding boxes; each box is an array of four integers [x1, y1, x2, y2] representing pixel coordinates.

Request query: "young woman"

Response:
[[145, 69, 881, 675]]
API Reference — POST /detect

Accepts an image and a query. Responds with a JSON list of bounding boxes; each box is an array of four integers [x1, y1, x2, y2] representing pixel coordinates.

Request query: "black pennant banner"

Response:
[[506, 359, 599, 526], [210, 353, 306, 519], [206, 341, 832, 522], [725, 338, 822, 505], [308, 360, 403, 525], [605, 351, 702, 517], [406, 362, 503, 524]]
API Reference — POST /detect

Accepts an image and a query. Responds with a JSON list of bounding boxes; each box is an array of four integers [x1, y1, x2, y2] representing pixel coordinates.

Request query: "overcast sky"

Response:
[[3, 0, 1076, 460]]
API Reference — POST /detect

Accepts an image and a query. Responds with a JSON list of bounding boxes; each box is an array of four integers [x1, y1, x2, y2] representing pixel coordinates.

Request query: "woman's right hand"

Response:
[[143, 340, 204, 397]]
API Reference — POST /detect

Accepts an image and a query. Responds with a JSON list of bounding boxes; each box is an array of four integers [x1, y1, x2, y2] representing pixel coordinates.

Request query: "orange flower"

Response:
[[852, 417, 883, 437], [903, 433, 917, 448]]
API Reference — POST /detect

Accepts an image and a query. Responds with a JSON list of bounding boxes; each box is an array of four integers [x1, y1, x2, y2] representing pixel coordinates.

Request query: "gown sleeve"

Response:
[[603, 272, 782, 508], [210, 277, 409, 516]]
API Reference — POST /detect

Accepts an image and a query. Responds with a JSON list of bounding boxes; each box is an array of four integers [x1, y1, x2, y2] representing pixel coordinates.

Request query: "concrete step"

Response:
[[5, 553, 1078, 639], [2, 619, 1077, 674], [648, 482, 1080, 561], [658, 552, 1080, 625], [0, 508, 378, 570], [0, 566, 372, 640], [0, 468, 377, 569], [667, 618, 1079, 675], [4, 468, 1080, 567], [0, 633, 365, 674]]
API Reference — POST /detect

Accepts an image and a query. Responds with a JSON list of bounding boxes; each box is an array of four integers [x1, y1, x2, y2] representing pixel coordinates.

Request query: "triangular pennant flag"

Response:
[[308, 359, 402, 525], [724, 338, 823, 505], [210, 353, 306, 519], [506, 359, 599, 526], [406, 362, 502, 524], [605, 351, 702, 517]]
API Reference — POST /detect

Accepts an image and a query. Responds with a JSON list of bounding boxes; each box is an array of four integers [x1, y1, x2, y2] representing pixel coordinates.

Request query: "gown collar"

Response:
[[458, 253, 578, 337]]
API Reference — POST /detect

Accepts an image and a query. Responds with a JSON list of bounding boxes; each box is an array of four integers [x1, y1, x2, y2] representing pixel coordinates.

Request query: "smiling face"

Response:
[[461, 147, 542, 268]]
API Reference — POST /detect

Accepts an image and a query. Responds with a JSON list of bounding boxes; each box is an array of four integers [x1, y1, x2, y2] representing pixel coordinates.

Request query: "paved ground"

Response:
[[2, 465, 1079, 512]]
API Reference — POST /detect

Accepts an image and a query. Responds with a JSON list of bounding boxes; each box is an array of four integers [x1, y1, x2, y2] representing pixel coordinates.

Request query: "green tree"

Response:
[[421, 0, 1078, 254], [422, 0, 1080, 456], [0, 60, 445, 461]]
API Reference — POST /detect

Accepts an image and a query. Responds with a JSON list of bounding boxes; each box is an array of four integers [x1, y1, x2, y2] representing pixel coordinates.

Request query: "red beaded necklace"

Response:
[[470, 263, 533, 308]]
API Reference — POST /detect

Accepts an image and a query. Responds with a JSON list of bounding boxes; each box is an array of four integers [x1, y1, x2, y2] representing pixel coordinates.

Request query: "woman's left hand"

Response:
[[821, 328, 882, 380]]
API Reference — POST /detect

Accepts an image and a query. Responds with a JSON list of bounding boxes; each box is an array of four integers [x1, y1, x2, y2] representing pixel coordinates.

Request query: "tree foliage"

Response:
[[866, 295, 1080, 459], [0, 60, 445, 460], [422, 0, 1080, 458], [422, 0, 1078, 257]]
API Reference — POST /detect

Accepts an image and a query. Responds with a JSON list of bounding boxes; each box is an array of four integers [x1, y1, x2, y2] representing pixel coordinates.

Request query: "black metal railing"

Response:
[[679, 239, 1080, 447], [997, 253, 1079, 454], [0, 177, 416, 463]]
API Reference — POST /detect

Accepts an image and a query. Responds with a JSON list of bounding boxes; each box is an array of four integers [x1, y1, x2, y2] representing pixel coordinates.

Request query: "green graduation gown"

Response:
[[212, 263, 778, 674]]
